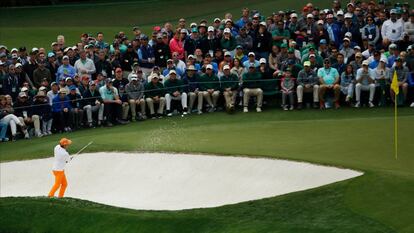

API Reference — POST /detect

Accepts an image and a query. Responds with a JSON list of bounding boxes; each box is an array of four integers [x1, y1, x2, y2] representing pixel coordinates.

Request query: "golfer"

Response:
[[48, 138, 72, 198]]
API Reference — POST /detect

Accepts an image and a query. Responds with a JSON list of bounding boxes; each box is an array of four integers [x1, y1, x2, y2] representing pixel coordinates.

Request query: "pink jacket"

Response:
[[169, 38, 185, 60]]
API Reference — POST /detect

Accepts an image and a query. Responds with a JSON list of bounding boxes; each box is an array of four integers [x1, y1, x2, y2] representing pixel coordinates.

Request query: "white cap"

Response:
[[208, 26, 214, 32], [380, 57, 387, 63], [337, 10, 344, 16], [188, 54, 195, 59], [190, 22, 197, 28], [248, 52, 255, 56], [353, 46, 361, 50], [224, 51, 231, 56], [259, 58, 266, 64], [343, 37, 350, 42], [223, 65, 230, 70], [345, 13, 353, 19], [39, 86, 47, 91], [307, 14, 314, 18], [31, 47, 39, 52], [72, 45, 77, 50], [309, 54, 316, 58], [362, 60, 369, 66], [130, 74, 138, 80], [15, 63, 22, 68], [214, 18, 221, 22], [259, 21, 267, 26], [206, 64, 213, 70], [11, 48, 18, 53], [21, 87, 29, 92], [389, 43, 397, 49], [169, 69, 177, 75], [223, 28, 231, 34], [180, 28, 187, 34], [317, 20, 324, 25], [290, 13, 298, 18], [345, 32, 352, 38], [62, 55, 69, 60]]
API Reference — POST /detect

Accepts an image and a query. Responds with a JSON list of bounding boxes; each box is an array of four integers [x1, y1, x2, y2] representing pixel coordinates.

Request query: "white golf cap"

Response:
[[345, 32, 352, 38], [208, 26, 214, 32], [15, 63, 22, 68], [362, 60, 369, 66], [21, 87, 29, 92], [343, 37, 350, 42], [317, 20, 324, 25], [259, 21, 267, 26], [223, 28, 231, 34], [169, 69, 177, 75], [190, 22, 197, 27], [39, 86, 47, 91], [206, 64, 213, 70], [188, 54, 195, 59], [389, 43, 397, 49], [337, 10, 344, 16], [345, 13, 353, 18], [380, 57, 387, 63], [62, 55, 69, 60], [130, 74, 138, 80], [354, 46, 361, 50], [307, 14, 314, 18], [180, 28, 187, 34], [31, 47, 39, 52], [248, 52, 255, 56], [223, 65, 230, 70], [290, 13, 298, 18], [224, 51, 231, 56], [213, 18, 221, 22], [259, 58, 266, 64], [11, 48, 18, 53]]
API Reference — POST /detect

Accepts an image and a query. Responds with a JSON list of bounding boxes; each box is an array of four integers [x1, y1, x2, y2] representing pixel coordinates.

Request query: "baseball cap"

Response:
[[51, 42, 58, 47], [36, 91, 46, 97], [259, 21, 267, 27], [291, 13, 298, 18], [65, 77, 73, 82], [89, 80, 97, 86], [337, 10, 344, 16], [309, 54, 316, 58], [317, 20, 324, 25], [208, 26, 214, 32], [389, 43, 397, 49], [11, 48, 18, 53], [223, 28, 231, 34], [355, 52, 362, 58], [190, 22, 197, 28], [21, 87, 29, 92], [320, 39, 327, 44], [223, 65, 230, 70], [62, 55, 69, 60], [50, 82, 57, 87], [47, 52, 55, 58], [236, 45, 243, 49], [354, 46, 361, 50], [362, 60, 369, 66], [59, 138, 72, 146], [58, 88, 68, 94], [32, 47, 39, 52], [169, 69, 177, 75], [206, 64, 213, 70], [224, 51, 231, 57], [307, 14, 314, 18], [304, 61, 311, 66], [380, 57, 387, 63], [130, 74, 138, 80], [343, 37, 350, 42], [259, 58, 266, 64], [187, 65, 196, 71], [39, 86, 47, 91], [15, 63, 23, 68], [390, 9, 397, 14], [180, 28, 187, 34], [188, 54, 196, 59], [345, 13, 353, 19], [248, 52, 255, 57], [18, 92, 27, 98], [69, 85, 77, 91]]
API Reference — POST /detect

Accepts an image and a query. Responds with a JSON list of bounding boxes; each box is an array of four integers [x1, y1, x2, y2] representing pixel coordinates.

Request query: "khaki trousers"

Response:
[[243, 88, 263, 107]]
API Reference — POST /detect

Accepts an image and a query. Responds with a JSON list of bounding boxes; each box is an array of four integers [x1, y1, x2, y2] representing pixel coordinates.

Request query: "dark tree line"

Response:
[[1, 0, 87, 7]]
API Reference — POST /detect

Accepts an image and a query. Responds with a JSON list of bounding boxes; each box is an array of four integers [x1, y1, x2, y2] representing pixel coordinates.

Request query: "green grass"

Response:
[[1, 107, 414, 233], [0, 0, 331, 49]]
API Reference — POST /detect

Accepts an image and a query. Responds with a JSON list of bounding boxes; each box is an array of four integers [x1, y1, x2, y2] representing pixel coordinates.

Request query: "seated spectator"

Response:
[[99, 79, 125, 126], [32, 91, 53, 136], [355, 60, 376, 108], [243, 52, 260, 72], [297, 61, 319, 109], [242, 64, 263, 113], [67, 85, 84, 129], [52, 88, 72, 132], [220, 65, 239, 112], [138, 35, 156, 76], [340, 64, 356, 104], [47, 82, 59, 106], [145, 74, 166, 119], [182, 65, 202, 114], [118, 85, 130, 122], [198, 64, 220, 113], [318, 58, 340, 109], [389, 57, 409, 104], [280, 68, 295, 111], [164, 70, 188, 116], [0, 94, 29, 141], [374, 58, 390, 107], [125, 74, 146, 121], [14, 91, 41, 138]]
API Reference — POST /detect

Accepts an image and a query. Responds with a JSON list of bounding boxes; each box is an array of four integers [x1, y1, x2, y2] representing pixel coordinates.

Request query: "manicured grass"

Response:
[[0, 0, 331, 48], [1, 107, 414, 232]]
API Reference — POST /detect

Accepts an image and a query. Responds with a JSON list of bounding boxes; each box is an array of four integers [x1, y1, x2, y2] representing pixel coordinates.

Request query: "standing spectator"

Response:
[[67, 85, 84, 129], [242, 64, 263, 113], [82, 81, 104, 127], [46, 52, 58, 82], [318, 58, 341, 109], [56, 56, 76, 83], [112, 68, 129, 91], [404, 12, 414, 42], [361, 16, 380, 47], [169, 29, 185, 61], [125, 74, 146, 121], [74, 50, 96, 79], [2, 64, 20, 100], [145, 74, 165, 119], [99, 79, 125, 126], [164, 70, 188, 116], [253, 22, 272, 59], [340, 64, 356, 104], [153, 34, 170, 69], [94, 51, 113, 79], [22, 51, 38, 82], [33, 60, 51, 88], [355, 60, 376, 108], [374, 58, 390, 107], [272, 20, 290, 47], [280, 68, 296, 110], [198, 64, 220, 112], [381, 9, 404, 47], [297, 61, 319, 109], [220, 28, 237, 55], [235, 27, 253, 52], [138, 35, 156, 76], [220, 65, 239, 111], [52, 88, 72, 132], [32, 91, 53, 136]]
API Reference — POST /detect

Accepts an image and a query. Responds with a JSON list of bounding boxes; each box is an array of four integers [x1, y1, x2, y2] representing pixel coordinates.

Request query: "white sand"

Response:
[[0, 152, 362, 210]]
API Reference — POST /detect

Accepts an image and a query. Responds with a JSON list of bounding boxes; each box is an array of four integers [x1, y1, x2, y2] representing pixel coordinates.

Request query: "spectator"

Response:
[[340, 64, 355, 104], [242, 64, 263, 113], [374, 58, 390, 107], [404, 12, 414, 42], [236, 27, 253, 52], [153, 33, 170, 69], [355, 60, 376, 108], [67, 85, 84, 129], [169, 29, 185, 61], [198, 64, 220, 112], [389, 57, 409, 104], [318, 58, 340, 109], [52, 88, 72, 132], [32, 91, 53, 136], [253, 22, 272, 59], [74, 50, 96, 79], [99, 79, 125, 126], [145, 74, 165, 119], [112, 68, 129, 91], [361, 16, 380, 46], [280, 68, 296, 110], [138, 35, 156, 76], [56, 56, 76, 83], [94, 51, 113, 79], [381, 9, 404, 47], [0, 94, 29, 141], [164, 70, 188, 116], [82, 81, 104, 127], [182, 65, 202, 114], [125, 74, 146, 121], [221, 65, 239, 111], [220, 28, 237, 55], [33, 60, 51, 88], [297, 61, 319, 109]]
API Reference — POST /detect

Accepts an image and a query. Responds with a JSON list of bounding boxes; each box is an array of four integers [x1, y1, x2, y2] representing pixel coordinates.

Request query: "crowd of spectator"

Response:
[[1, 0, 414, 142]]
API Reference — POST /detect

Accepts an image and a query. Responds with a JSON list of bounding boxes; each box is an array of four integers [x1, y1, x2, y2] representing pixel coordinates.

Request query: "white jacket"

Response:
[[74, 58, 96, 78], [52, 145, 70, 171], [381, 19, 404, 42]]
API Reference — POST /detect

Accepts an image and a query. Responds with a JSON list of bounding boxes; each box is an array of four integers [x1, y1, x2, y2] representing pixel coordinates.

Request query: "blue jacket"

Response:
[[138, 45, 155, 69], [56, 64, 76, 83], [52, 95, 72, 113]]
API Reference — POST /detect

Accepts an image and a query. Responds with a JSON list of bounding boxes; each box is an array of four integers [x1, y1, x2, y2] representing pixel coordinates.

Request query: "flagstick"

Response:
[[394, 97, 398, 160]]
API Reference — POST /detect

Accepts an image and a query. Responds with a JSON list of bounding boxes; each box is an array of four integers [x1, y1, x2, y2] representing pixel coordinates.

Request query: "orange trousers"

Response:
[[48, 170, 68, 198]]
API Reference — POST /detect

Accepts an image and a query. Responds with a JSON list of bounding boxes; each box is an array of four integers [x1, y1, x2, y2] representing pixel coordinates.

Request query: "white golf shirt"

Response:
[[52, 145, 70, 171]]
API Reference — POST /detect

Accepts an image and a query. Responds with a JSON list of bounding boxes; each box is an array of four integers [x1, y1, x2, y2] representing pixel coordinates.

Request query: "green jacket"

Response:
[[220, 73, 239, 91], [198, 73, 220, 91], [272, 29, 290, 47], [242, 71, 262, 88], [164, 78, 184, 94], [145, 81, 164, 98], [220, 37, 237, 51]]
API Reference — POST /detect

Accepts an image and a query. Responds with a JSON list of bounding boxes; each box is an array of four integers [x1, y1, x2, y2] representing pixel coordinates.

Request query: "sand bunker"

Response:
[[0, 152, 362, 210]]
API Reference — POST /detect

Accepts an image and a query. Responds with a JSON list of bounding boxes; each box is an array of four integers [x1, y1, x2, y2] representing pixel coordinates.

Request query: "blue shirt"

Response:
[[317, 67, 339, 85]]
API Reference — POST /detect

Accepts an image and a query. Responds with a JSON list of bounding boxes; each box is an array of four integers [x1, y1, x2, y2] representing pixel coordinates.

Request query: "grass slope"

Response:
[[1, 107, 414, 233]]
